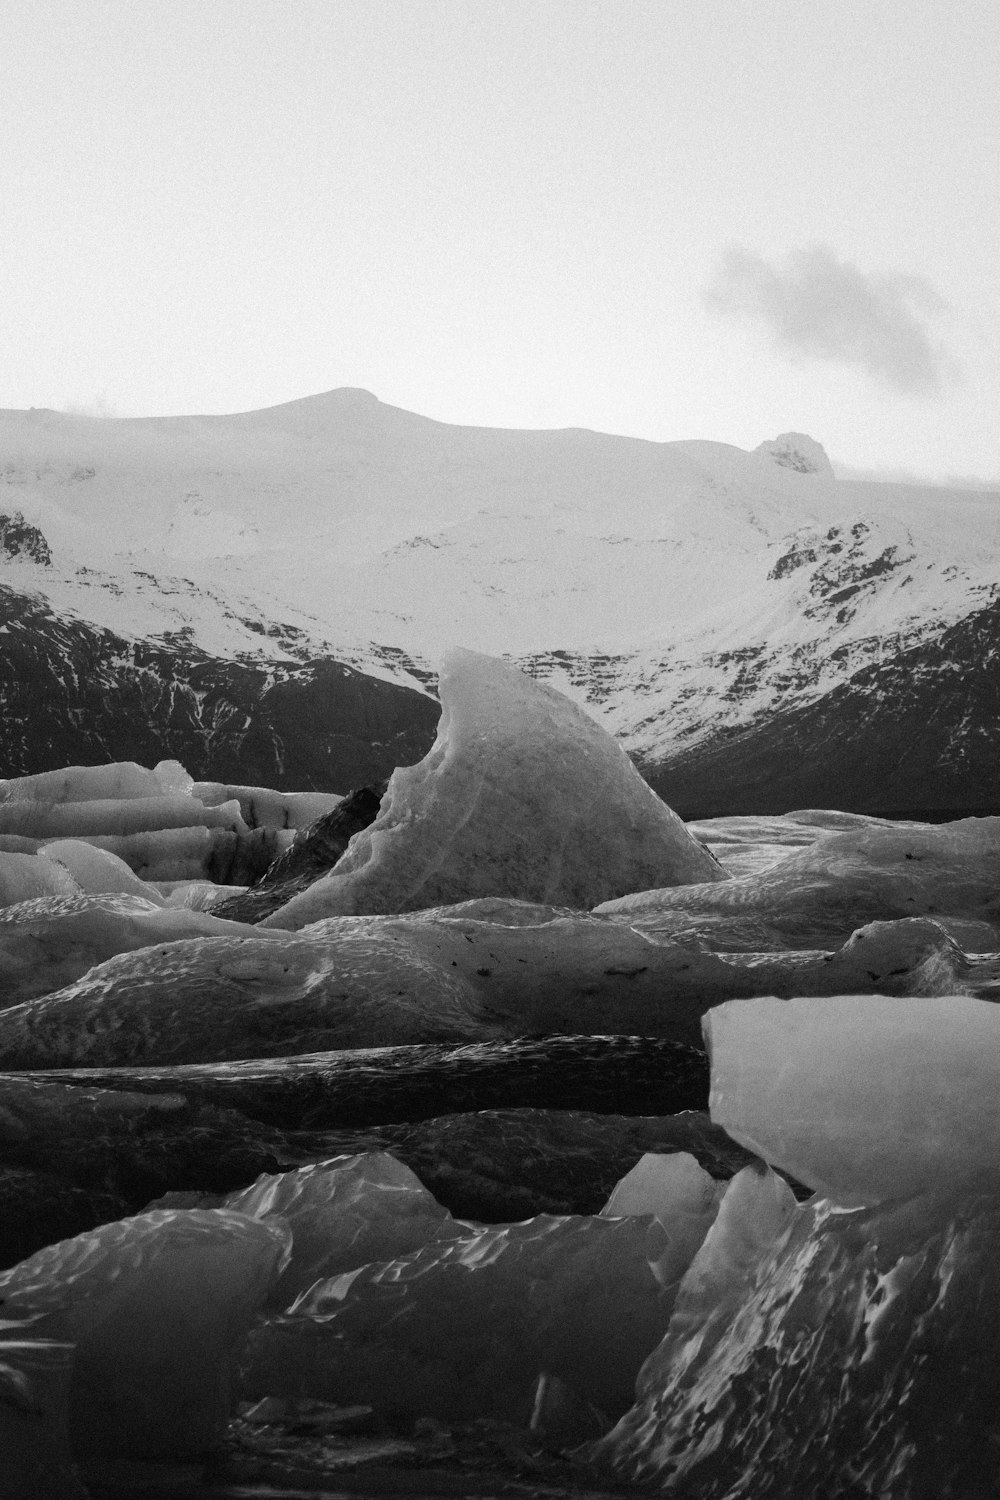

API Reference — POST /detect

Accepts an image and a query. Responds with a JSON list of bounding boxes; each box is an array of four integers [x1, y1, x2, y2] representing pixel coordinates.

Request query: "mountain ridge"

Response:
[[1, 392, 996, 812]]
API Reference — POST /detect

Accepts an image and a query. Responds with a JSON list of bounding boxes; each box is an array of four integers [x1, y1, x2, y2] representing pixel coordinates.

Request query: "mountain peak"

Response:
[[755, 433, 833, 476]]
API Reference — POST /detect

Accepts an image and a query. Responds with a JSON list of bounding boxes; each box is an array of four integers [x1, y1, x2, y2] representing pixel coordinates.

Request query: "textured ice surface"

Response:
[[601, 1152, 724, 1290], [0, 1207, 290, 1459], [590, 1181, 1000, 1497], [0, 922, 488, 1065], [261, 648, 725, 926], [221, 1152, 464, 1306], [0, 891, 283, 1006], [2, 903, 989, 1062], [242, 1211, 674, 1424], [0, 851, 80, 908], [36, 838, 162, 898], [707, 993, 1000, 1207], [0, 1329, 85, 1500], [598, 815, 1000, 948]]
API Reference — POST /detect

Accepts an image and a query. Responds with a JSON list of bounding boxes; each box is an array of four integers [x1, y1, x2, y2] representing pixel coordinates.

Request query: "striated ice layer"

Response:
[[590, 1170, 1000, 1497], [194, 781, 343, 830], [601, 1152, 724, 1290], [0, 759, 193, 805], [0, 792, 248, 840], [598, 816, 1000, 949], [0, 904, 991, 1064], [0, 1328, 86, 1500], [0, 1208, 290, 1460], [242, 1211, 675, 1425], [706, 993, 1000, 1207], [261, 648, 725, 927], [220, 1152, 465, 1307]]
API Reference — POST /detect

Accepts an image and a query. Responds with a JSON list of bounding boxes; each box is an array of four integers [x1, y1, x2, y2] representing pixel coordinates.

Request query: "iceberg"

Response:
[[706, 992, 1000, 1207], [260, 648, 726, 926], [0, 1208, 290, 1460]]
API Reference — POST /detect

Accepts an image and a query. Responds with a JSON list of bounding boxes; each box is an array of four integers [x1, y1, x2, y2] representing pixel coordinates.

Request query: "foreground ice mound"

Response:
[[707, 993, 1000, 1207], [0, 923, 488, 1065], [0, 1208, 290, 1459], [261, 648, 725, 926], [242, 1211, 676, 1425], [590, 1168, 1000, 1497], [220, 1153, 464, 1306]]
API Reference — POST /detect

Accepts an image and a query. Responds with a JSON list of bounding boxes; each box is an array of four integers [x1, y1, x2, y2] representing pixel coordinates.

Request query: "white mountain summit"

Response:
[[1, 390, 997, 815]]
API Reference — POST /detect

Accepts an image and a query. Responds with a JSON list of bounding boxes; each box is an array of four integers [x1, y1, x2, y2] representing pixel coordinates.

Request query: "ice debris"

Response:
[[260, 647, 726, 926], [601, 1151, 724, 1289], [0, 1208, 290, 1460]]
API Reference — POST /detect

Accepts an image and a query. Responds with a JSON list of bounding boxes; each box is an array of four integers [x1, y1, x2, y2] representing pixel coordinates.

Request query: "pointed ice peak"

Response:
[[755, 433, 834, 476]]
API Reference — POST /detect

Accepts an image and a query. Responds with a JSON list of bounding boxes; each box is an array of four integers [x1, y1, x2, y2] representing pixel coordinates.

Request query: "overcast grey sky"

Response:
[[2, 0, 997, 478]]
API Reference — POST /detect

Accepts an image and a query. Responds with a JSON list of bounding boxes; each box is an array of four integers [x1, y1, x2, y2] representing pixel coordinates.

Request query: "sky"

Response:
[[1, 0, 998, 481]]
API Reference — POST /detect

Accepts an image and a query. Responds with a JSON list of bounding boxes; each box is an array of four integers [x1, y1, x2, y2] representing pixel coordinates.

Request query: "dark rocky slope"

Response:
[[0, 583, 438, 789], [646, 596, 1000, 818]]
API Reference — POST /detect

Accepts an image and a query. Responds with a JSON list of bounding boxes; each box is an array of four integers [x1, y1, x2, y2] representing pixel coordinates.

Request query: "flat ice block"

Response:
[[707, 993, 1000, 1206], [262, 648, 725, 925], [0, 1208, 290, 1459]]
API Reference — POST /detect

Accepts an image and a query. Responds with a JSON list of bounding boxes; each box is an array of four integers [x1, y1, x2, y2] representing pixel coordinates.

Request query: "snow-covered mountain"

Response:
[[1, 390, 997, 814]]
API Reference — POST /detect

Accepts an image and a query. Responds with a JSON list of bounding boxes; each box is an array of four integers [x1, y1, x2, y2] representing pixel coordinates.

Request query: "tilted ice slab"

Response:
[[242, 1210, 677, 1425], [220, 1152, 466, 1307], [0, 903, 986, 1064], [707, 993, 1000, 1208], [590, 1163, 1000, 1497], [601, 1152, 724, 1290], [0, 1208, 290, 1460], [598, 816, 1000, 949], [261, 648, 725, 927]]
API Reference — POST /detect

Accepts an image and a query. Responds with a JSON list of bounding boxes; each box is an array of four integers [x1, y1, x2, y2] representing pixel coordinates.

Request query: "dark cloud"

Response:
[[704, 243, 957, 396]]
